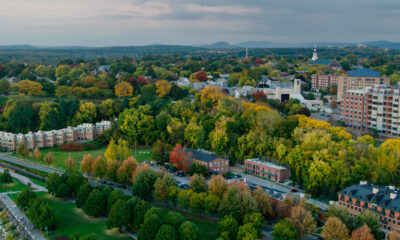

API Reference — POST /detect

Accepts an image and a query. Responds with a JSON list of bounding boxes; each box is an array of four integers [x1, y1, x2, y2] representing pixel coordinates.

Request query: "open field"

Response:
[[9, 147, 152, 170], [0, 178, 26, 193]]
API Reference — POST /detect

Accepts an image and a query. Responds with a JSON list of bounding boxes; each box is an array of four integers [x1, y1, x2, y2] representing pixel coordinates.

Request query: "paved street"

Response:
[[0, 153, 63, 175], [0, 168, 46, 192], [0, 193, 46, 240]]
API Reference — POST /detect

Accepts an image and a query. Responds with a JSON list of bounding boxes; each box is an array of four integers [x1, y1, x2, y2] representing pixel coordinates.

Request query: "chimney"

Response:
[[390, 192, 397, 200], [360, 180, 367, 186], [372, 187, 379, 194], [388, 185, 395, 190]]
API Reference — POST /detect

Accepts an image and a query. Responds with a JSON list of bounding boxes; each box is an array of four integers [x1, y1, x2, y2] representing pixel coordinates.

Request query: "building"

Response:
[[244, 158, 291, 183], [337, 68, 390, 101], [338, 181, 400, 234], [184, 148, 229, 174], [309, 59, 342, 71], [311, 73, 339, 90], [96, 121, 112, 135], [311, 44, 318, 61], [342, 89, 368, 128], [76, 123, 95, 140], [342, 84, 400, 137]]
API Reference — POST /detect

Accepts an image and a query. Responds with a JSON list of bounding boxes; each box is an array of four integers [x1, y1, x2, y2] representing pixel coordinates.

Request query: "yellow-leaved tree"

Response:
[[114, 81, 133, 97]]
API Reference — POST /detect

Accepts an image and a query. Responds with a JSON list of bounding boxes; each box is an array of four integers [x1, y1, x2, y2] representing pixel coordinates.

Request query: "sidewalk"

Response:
[[0, 168, 47, 192], [0, 194, 45, 240]]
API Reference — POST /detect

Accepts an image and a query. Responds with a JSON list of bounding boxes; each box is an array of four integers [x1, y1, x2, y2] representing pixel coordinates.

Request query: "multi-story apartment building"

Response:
[[184, 148, 230, 174], [338, 181, 400, 235], [0, 121, 112, 152], [337, 68, 390, 101], [311, 73, 338, 90], [244, 158, 291, 183], [366, 85, 400, 136], [341, 84, 400, 137], [342, 89, 368, 128], [96, 121, 112, 135]]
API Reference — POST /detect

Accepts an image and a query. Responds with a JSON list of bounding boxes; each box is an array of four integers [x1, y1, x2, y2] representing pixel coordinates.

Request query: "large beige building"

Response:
[[337, 68, 390, 101]]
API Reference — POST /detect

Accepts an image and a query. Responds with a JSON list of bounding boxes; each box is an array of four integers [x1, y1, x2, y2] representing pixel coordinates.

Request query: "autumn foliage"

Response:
[[194, 70, 208, 82], [254, 91, 266, 102], [169, 144, 186, 169]]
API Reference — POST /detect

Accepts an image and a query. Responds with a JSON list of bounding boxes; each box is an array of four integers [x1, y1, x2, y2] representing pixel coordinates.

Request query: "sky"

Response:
[[0, 0, 400, 46]]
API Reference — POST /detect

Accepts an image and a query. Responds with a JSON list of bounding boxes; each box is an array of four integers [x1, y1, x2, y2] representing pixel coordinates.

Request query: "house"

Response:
[[309, 59, 342, 71], [76, 123, 95, 140], [338, 181, 400, 235], [244, 158, 291, 183], [184, 148, 230, 174], [95, 121, 112, 135]]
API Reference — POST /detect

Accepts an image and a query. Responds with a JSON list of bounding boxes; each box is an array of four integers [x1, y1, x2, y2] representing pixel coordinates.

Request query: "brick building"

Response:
[[184, 148, 229, 174], [342, 84, 400, 137], [244, 158, 291, 183], [338, 181, 400, 235], [337, 68, 390, 101], [311, 73, 338, 90]]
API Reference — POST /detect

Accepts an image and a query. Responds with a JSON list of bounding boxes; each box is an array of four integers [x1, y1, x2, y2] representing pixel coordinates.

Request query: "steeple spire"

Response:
[[312, 43, 318, 61]]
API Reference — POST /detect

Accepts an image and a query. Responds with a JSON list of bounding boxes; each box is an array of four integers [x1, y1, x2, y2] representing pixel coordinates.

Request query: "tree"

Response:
[[156, 224, 178, 240], [47, 173, 61, 195], [33, 148, 41, 161], [272, 218, 299, 240], [388, 231, 400, 240], [67, 169, 85, 196], [153, 173, 176, 202], [188, 162, 209, 177], [356, 210, 382, 240], [179, 221, 199, 240], [208, 174, 228, 198], [244, 212, 264, 236], [254, 91, 266, 102], [178, 189, 194, 209], [194, 70, 207, 82], [119, 106, 155, 146], [133, 200, 150, 230], [169, 144, 185, 170], [132, 168, 158, 200], [138, 214, 162, 240], [39, 102, 60, 130], [83, 189, 105, 217], [326, 205, 354, 230], [107, 160, 120, 182], [65, 155, 76, 169], [350, 224, 374, 240], [80, 154, 94, 175], [117, 157, 138, 183], [104, 139, 131, 162], [236, 223, 258, 240], [76, 183, 93, 208], [106, 199, 128, 232], [72, 101, 97, 125], [164, 212, 185, 229], [155, 80, 172, 98], [17, 143, 29, 159], [0, 78, 11, 95], [44, 152, 55, 166], [253, 186, 274, 217], [115, 81, 133, 97], [0, 169, 12, 183], [107, 189, 127, 213], [27, 198, 56, 230], [209, 117, 230, 153], [56, 183, 71, 199], [218, 215, 238, 240], [321, 217, 349, 240], [288, 206, 316, 239], [99, 99, 120, 120], [204, 194, 220, 214], [16, 187, 36, 209], [218, 186, 258, 222], [189, 174, 207, 193], [93, 156, 107, 179], [14, 80, 43, 96]]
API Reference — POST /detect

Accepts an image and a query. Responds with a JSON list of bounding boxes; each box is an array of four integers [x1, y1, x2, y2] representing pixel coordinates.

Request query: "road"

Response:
[[0, 168, 46, 192], [0, 153, 62, 175]]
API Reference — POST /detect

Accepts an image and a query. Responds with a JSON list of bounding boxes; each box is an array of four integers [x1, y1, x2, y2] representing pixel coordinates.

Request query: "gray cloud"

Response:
[[0, 0, 399, 46]]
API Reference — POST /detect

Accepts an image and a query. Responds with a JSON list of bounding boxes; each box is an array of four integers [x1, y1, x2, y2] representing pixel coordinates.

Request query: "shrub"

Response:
[[58, 143, 84, 152]]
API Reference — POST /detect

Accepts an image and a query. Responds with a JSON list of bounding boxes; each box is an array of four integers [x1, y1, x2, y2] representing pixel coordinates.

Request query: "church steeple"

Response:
[[312, 43, 318, 61]]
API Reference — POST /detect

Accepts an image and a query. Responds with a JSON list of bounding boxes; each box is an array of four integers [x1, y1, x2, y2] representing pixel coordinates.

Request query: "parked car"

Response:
[[290, 189, 298, 193], [177, 172, 186, 177], [179, 183, 189, 189]]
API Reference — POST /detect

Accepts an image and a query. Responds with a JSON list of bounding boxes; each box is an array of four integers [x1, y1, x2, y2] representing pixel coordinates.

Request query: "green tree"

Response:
[[106, 199, 128, 232], [153, 173, 176, 202], [356, 210, 382, 240], [164, 212, 185, 229], [272, 218, 299, 240], [56, 183, 71, 199], [138, 214, 162, 240], [76, 183, 93, 208], [236, 223, 258, 240], [179, 221, 199, 240], [83, 189, 105, 217], [133, 200, 150, 230], [17, 142, 29, 159], [218, 215, 238, 240], [289, 206, 316, 239], [189, 174, 207, 193], [0, 78, 11, 95], [0, 169, 12, 183], [156, 224, 178, 240], [119, 105, 155, 145], [104, 139, 131, 162], [72, 101, 97, 125], [107, 189, 127, 213], [92, 156, 107, 179], [219, 186, 258, 222], [27, 199, 57, 230], [16, 187, 36, 209], [132, 168, 158, 200], [204, 194, 220, 215]]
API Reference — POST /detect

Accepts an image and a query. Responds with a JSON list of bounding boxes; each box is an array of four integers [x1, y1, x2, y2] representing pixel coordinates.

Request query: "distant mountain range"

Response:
[[1, 40, 400, 52]]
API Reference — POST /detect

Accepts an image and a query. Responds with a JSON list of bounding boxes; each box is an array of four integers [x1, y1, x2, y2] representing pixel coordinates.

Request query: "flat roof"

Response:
[[245, 158, 288, 170]]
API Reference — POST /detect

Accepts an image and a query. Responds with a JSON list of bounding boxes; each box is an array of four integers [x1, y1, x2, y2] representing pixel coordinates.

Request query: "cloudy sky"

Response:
[[0, 0, 399, 46]]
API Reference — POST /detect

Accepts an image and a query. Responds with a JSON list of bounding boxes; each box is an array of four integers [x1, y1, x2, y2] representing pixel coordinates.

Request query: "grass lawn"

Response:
[[157, 205, 219, 240], [0, 178, 27, 193], [9, 147, 152, 170], [10, 192, 133, 240]]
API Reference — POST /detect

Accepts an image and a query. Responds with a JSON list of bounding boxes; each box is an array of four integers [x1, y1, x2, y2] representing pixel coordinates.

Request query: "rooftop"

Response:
[[184, 148, 226, 162], [347, 68, 381, 77], [246, 158, 287, 170], [309, 59, 337, 66], [339, 182, 400, 212]]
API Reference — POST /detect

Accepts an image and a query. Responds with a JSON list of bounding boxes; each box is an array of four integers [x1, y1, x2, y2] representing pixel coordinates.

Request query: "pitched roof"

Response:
[[309, 59, 336, 66], [339, 184, 400, 212], [347, 68, 381, 77], [184, 148, 225, 162]]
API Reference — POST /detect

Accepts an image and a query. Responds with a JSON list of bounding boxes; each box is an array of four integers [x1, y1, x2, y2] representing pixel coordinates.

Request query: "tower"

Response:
[[245, 48, 248, 59], [312, 44, 318, 61]]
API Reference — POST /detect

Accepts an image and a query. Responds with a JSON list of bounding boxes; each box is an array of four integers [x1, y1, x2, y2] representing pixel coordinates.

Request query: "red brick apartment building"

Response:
[[338, 181, 400, 235], [244, 158, 291, 183], [184, 148, 230, 174], [311, 73, 338, 90], [342, 84, 400, 137]]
